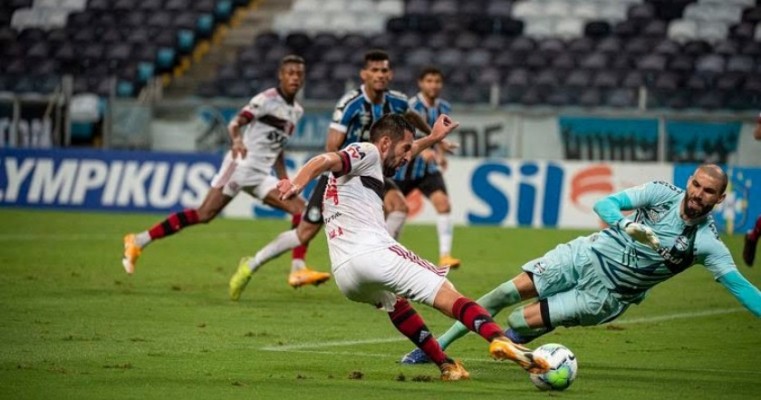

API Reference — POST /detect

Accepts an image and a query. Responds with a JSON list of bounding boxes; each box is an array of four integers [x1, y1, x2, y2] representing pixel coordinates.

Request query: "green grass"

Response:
[[0, 209, 759, 399]]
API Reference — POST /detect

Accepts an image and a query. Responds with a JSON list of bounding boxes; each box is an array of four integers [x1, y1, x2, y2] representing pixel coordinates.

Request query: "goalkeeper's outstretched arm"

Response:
[[718, 271, 761, 317]]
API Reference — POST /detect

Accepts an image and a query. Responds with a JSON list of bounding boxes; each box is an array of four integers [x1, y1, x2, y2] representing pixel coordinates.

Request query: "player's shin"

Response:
[[436, 213, 453, 256], [389, 298, 449, 365], [451, 297, 504, 342], [290, 213, 308, 270], [145, 209, 200, 244], [252, 229, 301, 272]]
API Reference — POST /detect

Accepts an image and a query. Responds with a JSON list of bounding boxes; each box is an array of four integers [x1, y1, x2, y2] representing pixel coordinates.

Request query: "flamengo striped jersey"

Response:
[[323, 142, 396, 267], [589, 181, 736, 302], [394, 93, 451, 181], [237, 87, 303, 173], [329, 86, 409, 148]]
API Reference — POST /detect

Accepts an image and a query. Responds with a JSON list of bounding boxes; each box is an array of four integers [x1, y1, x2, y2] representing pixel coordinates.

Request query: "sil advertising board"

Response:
[[1, 148, 759, 233]]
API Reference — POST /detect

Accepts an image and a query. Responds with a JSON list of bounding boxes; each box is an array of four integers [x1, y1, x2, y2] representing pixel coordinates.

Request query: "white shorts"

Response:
[[332, 244, 448, 312], [210, 152, 279, 199]]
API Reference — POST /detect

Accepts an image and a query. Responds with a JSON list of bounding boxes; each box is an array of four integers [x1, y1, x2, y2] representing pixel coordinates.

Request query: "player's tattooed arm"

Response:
[[278, 153, 343, 200]]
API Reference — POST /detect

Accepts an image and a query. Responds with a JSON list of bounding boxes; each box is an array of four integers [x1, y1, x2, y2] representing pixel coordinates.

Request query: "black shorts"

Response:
[[394, 171, 448, 197], [304, 174, 329, 224]]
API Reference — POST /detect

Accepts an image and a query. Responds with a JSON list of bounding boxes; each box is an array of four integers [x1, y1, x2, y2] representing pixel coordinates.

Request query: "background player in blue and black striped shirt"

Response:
[[394, 67, 460, 269]]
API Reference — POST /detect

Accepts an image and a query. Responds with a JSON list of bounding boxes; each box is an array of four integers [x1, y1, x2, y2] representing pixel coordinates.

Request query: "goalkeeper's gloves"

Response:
[[619, 219, 661, 250]]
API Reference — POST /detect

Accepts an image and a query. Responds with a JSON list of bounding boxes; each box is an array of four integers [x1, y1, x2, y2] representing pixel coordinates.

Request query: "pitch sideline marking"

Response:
[[261, 307, 745, 352]]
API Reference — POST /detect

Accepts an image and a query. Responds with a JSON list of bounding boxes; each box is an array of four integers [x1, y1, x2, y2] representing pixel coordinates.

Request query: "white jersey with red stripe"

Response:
[[238, 87, 303, 173], [323, 142, 396, 267]]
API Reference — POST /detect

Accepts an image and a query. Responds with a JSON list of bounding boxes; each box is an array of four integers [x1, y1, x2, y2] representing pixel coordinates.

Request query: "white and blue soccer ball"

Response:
[[529, 343, 578, 391]]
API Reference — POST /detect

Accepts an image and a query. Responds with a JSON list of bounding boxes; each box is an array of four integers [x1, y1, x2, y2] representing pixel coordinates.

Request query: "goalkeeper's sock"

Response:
[[451, 297, 503, 342], [250, 229, 300, 273], [389, 297, 449, 365], [437, 281, 522, 349]]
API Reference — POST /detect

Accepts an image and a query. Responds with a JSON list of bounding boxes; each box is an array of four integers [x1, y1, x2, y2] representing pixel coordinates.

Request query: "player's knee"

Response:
[[196, 209, 216, 223], [507, 307, 529, 331], [288, 200, 305, 215], [296, 221, 319, 243]]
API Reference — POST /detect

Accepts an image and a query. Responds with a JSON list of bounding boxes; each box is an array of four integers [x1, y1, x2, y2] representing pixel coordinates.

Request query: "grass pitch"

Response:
[[0, 209, 759, 399]]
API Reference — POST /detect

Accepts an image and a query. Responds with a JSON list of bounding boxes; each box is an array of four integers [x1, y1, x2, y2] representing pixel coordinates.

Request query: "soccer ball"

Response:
[[529, 343, 577, 391]]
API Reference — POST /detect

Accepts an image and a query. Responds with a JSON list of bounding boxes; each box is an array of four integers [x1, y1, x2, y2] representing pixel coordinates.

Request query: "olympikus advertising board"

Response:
[[3, 148, 758, 231], [0, 148, 316, 219]]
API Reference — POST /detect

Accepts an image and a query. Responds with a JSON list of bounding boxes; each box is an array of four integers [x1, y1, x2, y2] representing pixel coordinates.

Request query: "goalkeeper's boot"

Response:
[[505, 327, 553, 344], [122, 234, 141, 274], [439, 359, 470, 381], [288, 267, 330, 288], [439, 254, 461, 269], [743, 233, 757, 267], [229, 257, 253, 301], [489, 337, 550, 374], [401, 348, 431, 364]]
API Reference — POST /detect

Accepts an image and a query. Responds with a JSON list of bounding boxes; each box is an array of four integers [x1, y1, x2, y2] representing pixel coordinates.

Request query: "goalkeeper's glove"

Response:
[[619, 219, 661, 250]]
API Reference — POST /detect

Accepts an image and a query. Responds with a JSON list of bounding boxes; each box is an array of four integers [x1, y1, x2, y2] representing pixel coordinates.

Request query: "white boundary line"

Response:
[[260, 307, 759, 374], [262, 307, 746, 352]]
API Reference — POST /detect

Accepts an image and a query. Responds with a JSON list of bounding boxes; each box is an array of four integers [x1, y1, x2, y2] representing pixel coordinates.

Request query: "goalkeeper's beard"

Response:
[[683, 194, 712, 219]]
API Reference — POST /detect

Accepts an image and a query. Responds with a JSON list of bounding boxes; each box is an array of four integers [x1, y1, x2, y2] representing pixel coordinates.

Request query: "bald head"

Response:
[[695, 164, 728, 194]]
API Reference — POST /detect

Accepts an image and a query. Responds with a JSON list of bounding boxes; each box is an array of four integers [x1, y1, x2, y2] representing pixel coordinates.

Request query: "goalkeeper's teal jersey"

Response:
[[588, 181, 736, 302]]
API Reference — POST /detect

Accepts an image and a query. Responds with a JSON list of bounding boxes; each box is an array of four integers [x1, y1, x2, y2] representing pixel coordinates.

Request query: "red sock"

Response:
[[451, 297, 503, 342], [388, 298, 449, 365], [148, 209, 200, 239], [750, 216, 761, 241], [291, 213, 308, 261]]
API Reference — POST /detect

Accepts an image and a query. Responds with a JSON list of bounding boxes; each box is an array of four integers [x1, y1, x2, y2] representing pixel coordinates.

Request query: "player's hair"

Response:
[[363, 49, 390, 68], [279, 55, 305, 69], [369, 114, 414, 143], [418, 66, 444, 81]]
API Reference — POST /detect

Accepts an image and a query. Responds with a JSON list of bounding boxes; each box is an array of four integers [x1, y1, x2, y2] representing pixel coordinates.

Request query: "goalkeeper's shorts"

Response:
[[520, 236, 629, 328]]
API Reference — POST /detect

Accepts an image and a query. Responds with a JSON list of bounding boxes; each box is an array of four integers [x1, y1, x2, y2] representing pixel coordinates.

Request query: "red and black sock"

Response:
[[388, 298, 449, 365], [452, 297, 503, 342], [750, 216, 761, 242], [148, 209, 200, 240], [291, 213, 308, 261]]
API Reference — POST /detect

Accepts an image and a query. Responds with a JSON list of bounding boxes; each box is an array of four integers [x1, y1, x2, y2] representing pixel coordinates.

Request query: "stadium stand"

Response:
[[190, 0, 761, 110], [0, 0, 251, 97], [1, 0, 759, 110]]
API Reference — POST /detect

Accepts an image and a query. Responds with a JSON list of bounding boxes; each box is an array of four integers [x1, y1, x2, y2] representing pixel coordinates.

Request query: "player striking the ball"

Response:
[[276, 113, 550, 380]]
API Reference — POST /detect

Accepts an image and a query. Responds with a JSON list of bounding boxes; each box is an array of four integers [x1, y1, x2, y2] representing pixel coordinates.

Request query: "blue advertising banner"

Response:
[[674, 164, 761, 234], [0, 148, 223, 212], [665, 121, 741, 164], [558, 116, 659, 161]]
